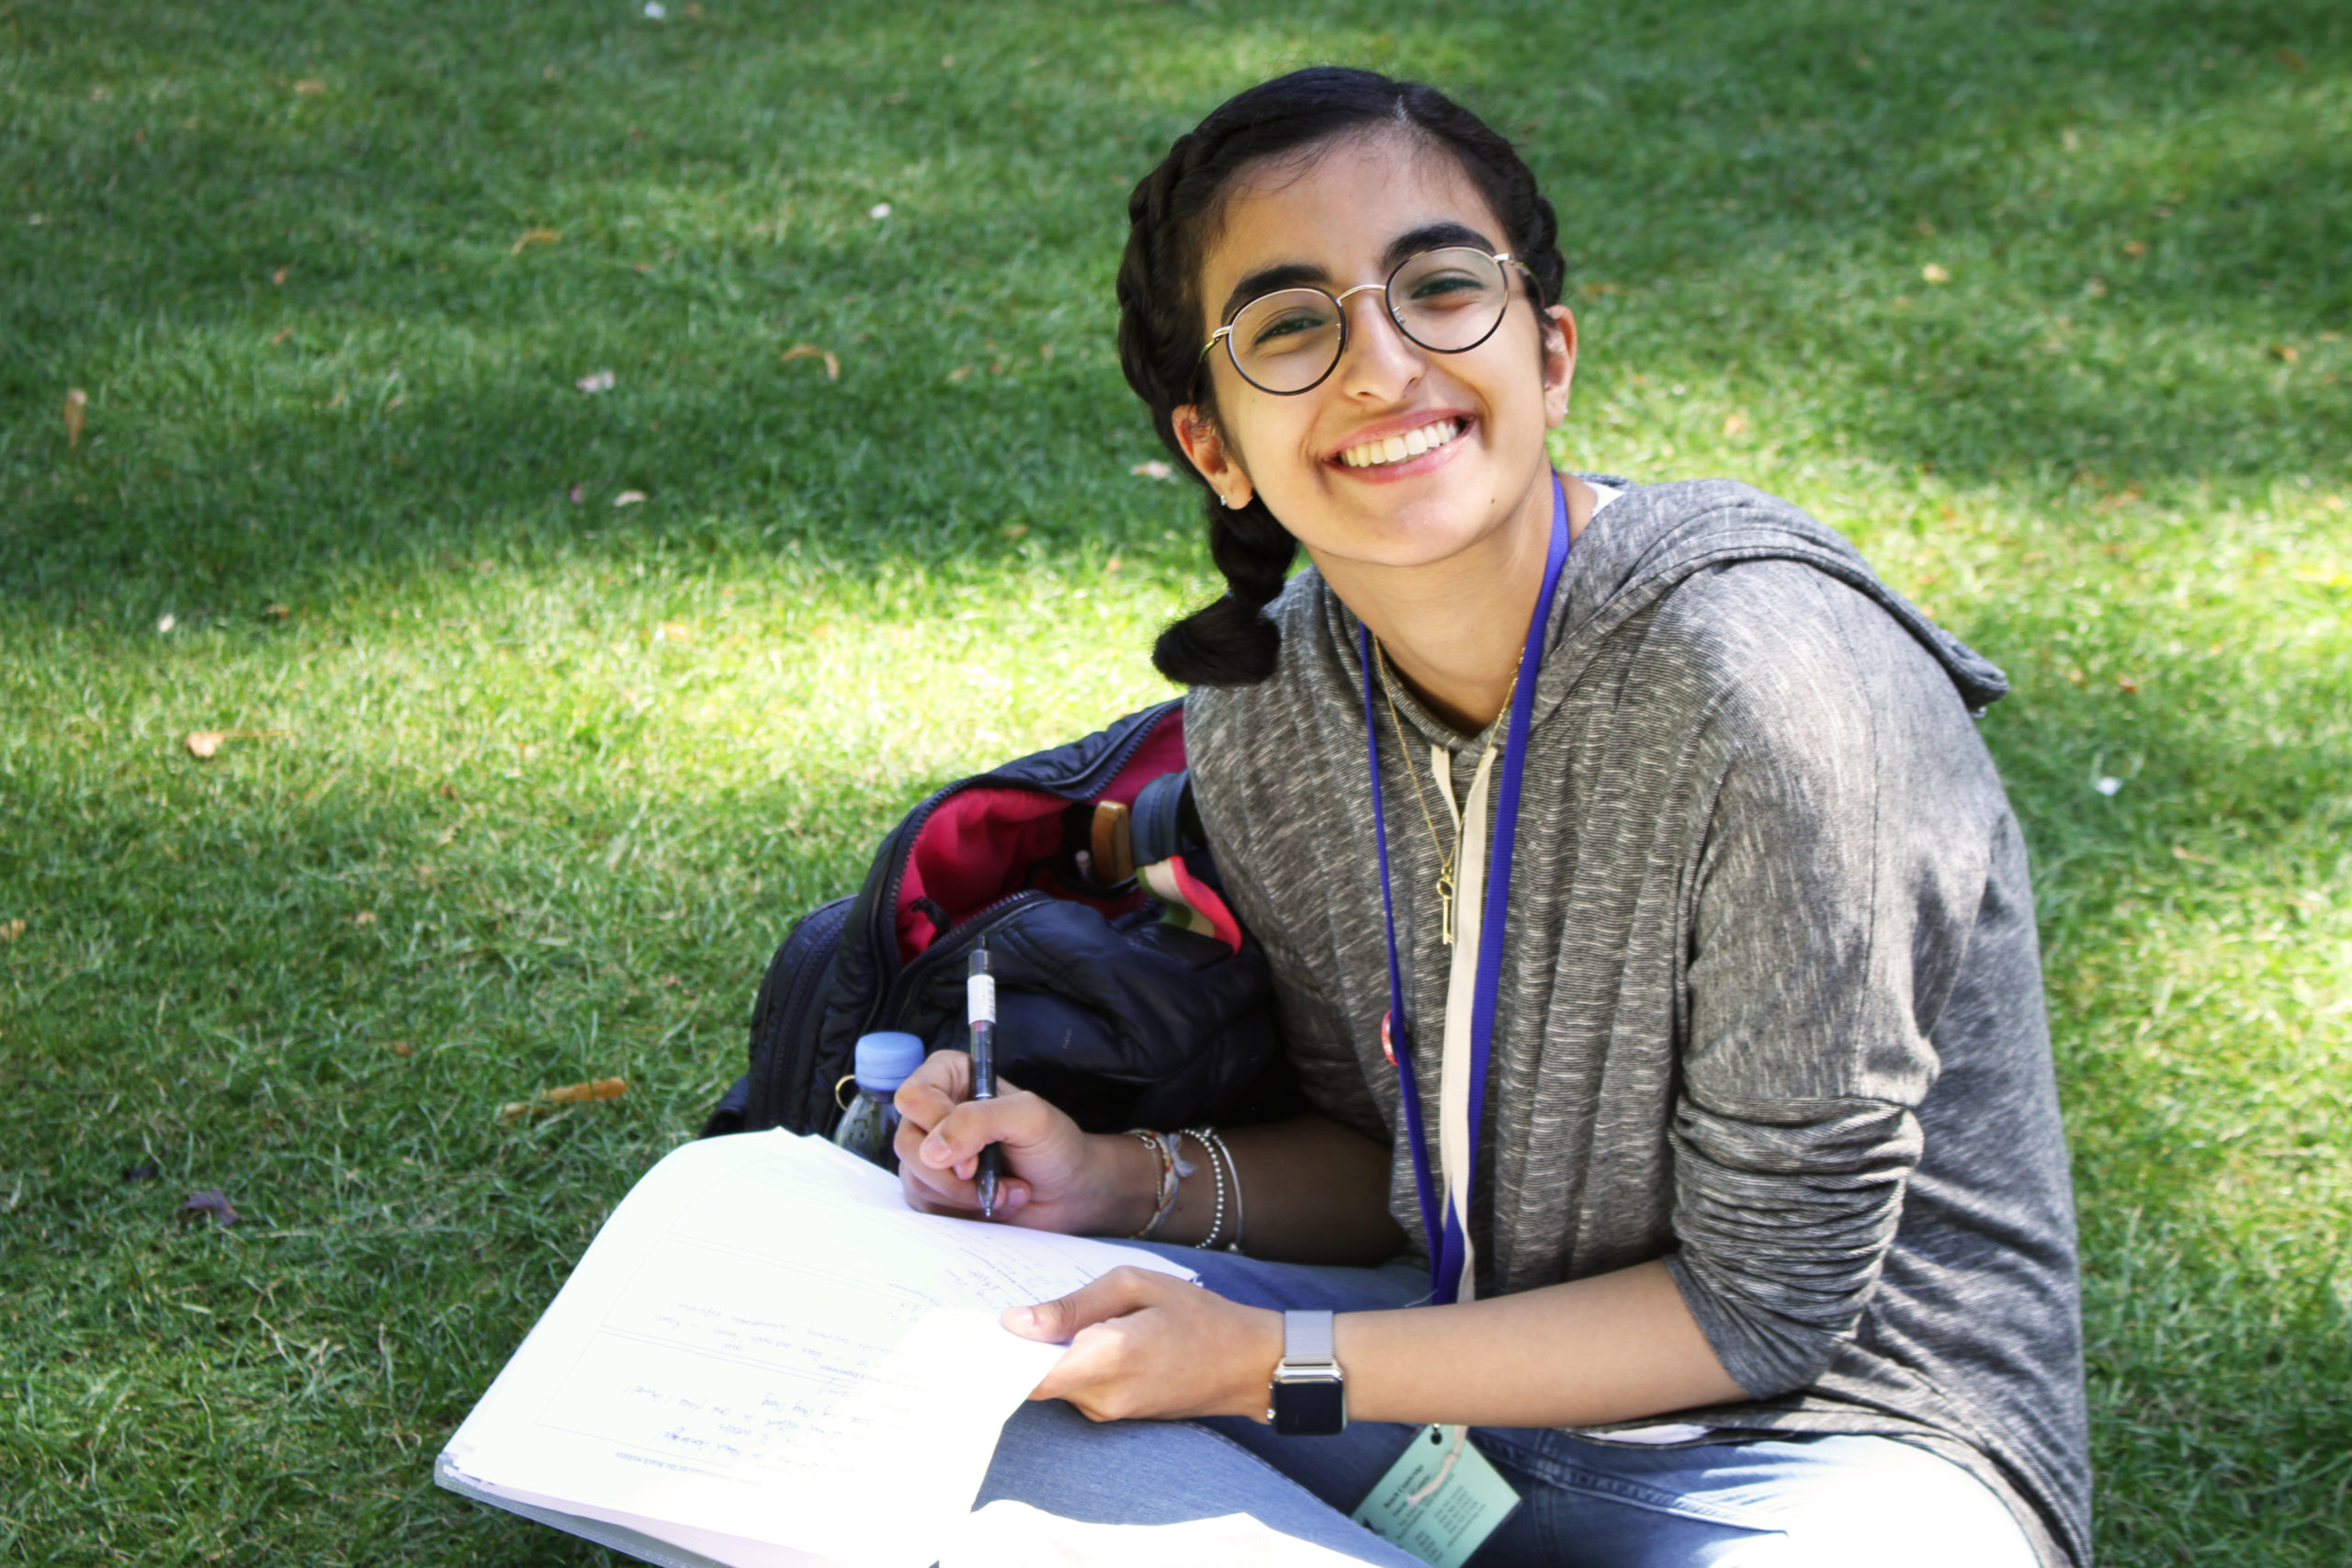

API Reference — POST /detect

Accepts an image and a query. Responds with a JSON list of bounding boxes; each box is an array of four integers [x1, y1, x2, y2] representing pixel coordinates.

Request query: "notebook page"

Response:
[[438, 1131, 1196, 1568]]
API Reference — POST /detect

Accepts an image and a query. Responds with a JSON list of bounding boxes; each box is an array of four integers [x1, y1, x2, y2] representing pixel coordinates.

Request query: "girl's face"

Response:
[[1174, 130, 1577, 578]]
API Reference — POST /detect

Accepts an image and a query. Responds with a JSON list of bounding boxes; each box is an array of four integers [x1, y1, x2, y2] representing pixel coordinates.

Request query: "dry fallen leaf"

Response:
[[263, 603, 290, 620], [948, 365, 973, 383], [1129, 460, 1173, 480], [511, 227, 561, 255], [1723, 411, 1750, 437], [2276, 48, 2306, 71], [0, 919, 25, 942], [782, 343, 841, 380], [185, 728, 288, 759], [499, 1076, 628, 1123], [63, 388, 86, 450], [272, 266, 288, 285], [293, 78, 326, 96], [548, 1077, 628, 1105], [271, 325, 294, 344], [389, 1041, 414, 1057], [2122, 241, 2148, 258], [2268, 344, 2300, 364], [352, 910, 377, 926], [177, 1189, 239, 1226], [1921, 263, 1951, 285], [613, 490, 648, 507]]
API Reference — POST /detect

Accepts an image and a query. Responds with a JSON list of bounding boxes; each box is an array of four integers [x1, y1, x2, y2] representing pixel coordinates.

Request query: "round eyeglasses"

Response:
[[1199, 246, 1536, 396]]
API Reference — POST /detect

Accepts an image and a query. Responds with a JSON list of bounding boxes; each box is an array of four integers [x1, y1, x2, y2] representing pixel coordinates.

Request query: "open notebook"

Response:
[[435, 1131, 1196, 1568]]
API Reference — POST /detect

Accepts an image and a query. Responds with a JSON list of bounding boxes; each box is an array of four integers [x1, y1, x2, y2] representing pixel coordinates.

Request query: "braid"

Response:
[[1116, 68, 1567, 686], [1150, 502, 1296, 686]]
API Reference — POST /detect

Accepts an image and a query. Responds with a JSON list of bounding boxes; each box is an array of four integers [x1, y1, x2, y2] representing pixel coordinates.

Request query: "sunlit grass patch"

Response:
[[3, 0, 2346, 1562]]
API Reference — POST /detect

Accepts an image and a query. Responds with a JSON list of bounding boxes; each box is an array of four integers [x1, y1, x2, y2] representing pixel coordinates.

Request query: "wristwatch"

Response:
[[1267, 1310, 1348, 1436]]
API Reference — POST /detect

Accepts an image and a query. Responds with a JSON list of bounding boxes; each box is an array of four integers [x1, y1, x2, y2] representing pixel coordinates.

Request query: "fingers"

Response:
[[899, 1156, 1032, 1219], [1002, 1267, 1172, 1344], [911, 1088, 1052, 1177], [892, 1049, 971, 1138], [895, 1093, 1045, 1220]]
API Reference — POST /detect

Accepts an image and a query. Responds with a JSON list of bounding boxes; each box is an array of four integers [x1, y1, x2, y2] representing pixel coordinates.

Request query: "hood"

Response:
[[1537, 477, 2010, 718]]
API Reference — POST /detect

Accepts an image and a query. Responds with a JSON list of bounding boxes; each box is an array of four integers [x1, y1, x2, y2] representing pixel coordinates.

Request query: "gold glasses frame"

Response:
[[1197, 247, 1537, 397]]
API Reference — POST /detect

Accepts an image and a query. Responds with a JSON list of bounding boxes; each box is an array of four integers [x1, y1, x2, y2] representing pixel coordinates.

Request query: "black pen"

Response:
[[967, 943, 1002, 1217]]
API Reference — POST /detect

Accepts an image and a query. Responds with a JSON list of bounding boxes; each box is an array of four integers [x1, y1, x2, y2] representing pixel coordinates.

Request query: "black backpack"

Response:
[[704, 700, 1295, 1140]]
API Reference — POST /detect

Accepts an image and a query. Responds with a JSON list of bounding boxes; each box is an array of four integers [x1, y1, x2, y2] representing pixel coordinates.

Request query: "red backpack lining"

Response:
[[893, 712, 1188, 963]]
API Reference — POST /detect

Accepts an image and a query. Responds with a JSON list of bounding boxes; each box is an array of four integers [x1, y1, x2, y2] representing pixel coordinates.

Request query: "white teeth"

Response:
[[1340, 419, 1458, 469]]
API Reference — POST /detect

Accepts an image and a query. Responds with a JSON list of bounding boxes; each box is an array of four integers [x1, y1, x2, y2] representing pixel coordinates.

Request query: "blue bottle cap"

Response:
[[853, 1032, 927, 1094]]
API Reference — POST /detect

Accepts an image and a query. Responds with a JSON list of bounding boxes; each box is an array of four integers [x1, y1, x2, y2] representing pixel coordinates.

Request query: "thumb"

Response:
[[1002, 1267, 1153, 1343]]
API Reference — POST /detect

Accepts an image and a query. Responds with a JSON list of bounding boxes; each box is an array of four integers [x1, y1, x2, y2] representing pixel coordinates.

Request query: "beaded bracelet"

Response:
[[1182, 1127, 1246, 1253], [1203, 1127, 1246, 1253], [1183, 1129, 1227, 1250]]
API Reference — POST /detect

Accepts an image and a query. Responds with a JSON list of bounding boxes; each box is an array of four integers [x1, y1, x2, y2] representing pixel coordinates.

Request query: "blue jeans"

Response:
[[976, 1246, 2039, 1567]]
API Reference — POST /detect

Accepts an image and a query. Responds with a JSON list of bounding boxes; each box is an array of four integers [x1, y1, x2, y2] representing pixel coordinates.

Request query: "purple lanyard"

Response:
[[1360, 472, 1570, 1304]]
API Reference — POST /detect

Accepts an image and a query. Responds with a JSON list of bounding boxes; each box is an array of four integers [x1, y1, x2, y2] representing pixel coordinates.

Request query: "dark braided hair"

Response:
[[1118, 67, 1566, 686]]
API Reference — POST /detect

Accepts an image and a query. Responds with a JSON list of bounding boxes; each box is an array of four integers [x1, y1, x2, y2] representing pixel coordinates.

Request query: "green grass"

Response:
[[2, 0, 2346, 1561]]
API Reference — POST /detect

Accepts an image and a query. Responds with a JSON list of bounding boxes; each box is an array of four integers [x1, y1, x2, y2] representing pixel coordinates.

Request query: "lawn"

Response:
[[1, 0, 2346, 1562]]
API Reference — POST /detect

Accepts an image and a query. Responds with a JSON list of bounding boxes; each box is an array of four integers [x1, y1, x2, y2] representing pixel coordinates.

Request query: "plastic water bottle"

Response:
[[831, 1032, 925, 1170]]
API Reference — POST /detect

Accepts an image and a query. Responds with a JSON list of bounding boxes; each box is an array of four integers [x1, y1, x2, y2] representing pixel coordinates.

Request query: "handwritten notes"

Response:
[[437, 1133, 1194, 1568]]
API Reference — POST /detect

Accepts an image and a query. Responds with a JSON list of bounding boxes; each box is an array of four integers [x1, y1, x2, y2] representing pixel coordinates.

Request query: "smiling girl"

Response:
[[892, 68, 2088, 1568]]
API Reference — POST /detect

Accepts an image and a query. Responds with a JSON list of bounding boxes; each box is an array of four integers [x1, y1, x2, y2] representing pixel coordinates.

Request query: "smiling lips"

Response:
[[1337, 418, 1463, 469]]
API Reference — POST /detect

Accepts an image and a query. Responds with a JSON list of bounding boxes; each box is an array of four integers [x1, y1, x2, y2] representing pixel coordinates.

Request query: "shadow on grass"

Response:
[[3, 0, 2346, 624]]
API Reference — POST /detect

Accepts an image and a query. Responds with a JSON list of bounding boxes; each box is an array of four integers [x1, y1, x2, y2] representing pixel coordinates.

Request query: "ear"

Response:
[[1539, 303, 1578, 429], [1171, 404, 1254, 512]]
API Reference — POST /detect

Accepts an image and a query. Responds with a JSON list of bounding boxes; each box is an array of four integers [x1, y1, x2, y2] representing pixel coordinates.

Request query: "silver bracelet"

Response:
[[1184, 1127, 1246, 1252], [1199, 1127, 1244, 1253], [1211, 1129, 1246, 1253], [1182, 1128, 1227, 1250]]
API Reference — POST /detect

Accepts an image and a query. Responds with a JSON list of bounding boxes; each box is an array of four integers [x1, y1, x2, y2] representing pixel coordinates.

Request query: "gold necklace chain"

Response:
[[1372, 637, 1517, 948]]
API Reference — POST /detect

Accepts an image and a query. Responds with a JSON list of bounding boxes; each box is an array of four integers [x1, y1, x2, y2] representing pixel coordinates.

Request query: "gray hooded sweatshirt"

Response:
[[1184, 479, 2090, 1566]]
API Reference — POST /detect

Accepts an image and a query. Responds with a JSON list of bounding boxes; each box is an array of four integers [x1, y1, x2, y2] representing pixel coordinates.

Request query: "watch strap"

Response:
[[1283, 1310, 1336, 1365]]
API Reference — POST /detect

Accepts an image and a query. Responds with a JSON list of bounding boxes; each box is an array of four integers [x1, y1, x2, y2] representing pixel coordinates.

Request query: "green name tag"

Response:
[[1349, 1424, 1521, 1568]]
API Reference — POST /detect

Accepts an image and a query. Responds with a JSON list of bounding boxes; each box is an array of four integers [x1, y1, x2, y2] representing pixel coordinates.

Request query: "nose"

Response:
[[1333, 284, 1424, 400]]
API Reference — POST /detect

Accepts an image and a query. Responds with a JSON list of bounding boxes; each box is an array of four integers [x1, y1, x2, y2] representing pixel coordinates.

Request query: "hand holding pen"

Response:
[[967, 944, 1004, 1218]]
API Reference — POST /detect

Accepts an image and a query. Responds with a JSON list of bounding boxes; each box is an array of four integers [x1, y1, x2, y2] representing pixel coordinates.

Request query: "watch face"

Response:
[[1271, 1376, 1347, 1437]]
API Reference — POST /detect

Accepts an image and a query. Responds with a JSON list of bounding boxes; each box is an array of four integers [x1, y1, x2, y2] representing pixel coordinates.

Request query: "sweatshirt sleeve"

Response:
[[1661, 567, 1999, 1400], [1184, 690, 1394, 1149]]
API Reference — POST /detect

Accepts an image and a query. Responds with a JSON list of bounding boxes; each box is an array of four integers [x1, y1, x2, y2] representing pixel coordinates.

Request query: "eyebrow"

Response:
[[1215, 220, 1502, 326]]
